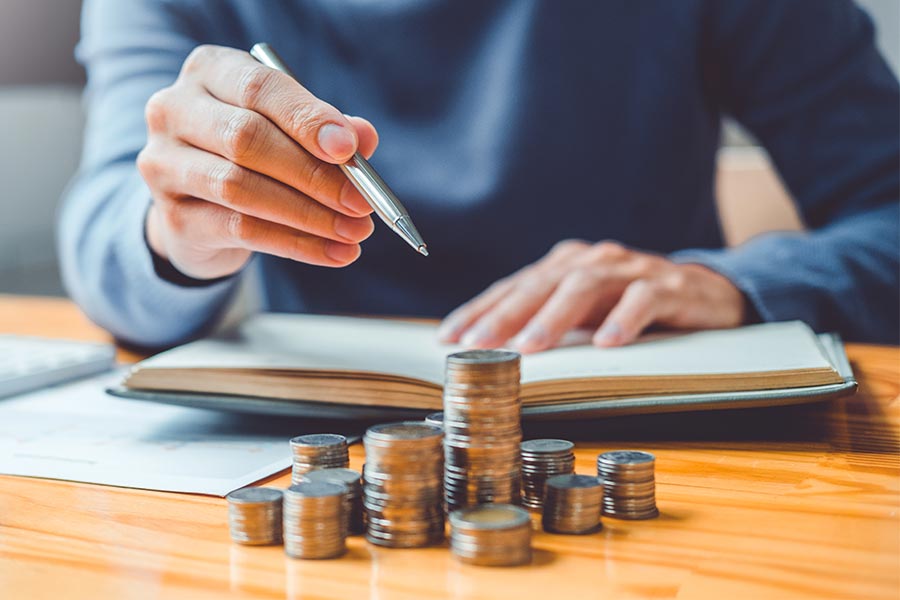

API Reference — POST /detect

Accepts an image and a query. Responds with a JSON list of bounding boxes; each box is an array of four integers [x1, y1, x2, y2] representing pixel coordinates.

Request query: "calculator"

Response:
[[0, 335, 116, 399]]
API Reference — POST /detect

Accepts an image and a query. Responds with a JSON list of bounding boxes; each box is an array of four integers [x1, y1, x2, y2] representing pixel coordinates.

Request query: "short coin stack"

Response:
[[542, 474, 604, 534], [597, 450, 659, 520], [449, 504, 532, 566], [290, 434, 349, 483], [226, 487, 284, 545], [520, 439, 576, 510], [424, 411, 444, 429], [443, 350, 522, 512], [283, 481, 347, 559], [298, 468, 364, 535], [363, 422, 445, 548]]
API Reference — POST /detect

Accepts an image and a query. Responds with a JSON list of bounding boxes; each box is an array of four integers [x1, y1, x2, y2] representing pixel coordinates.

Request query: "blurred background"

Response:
[[0, 0, 897, 296]]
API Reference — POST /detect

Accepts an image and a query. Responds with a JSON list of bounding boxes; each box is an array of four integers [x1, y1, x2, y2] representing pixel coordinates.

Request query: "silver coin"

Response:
[[227, 487, 284, 504]]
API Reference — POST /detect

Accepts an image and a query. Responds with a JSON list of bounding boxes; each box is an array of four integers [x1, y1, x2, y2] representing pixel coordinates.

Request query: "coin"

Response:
[[542, 474, 604, 535], [520, 439, 576, 510], [290, 433, 349, 483], [297, 468, 364, 536], [444, 350, 522, 512], [362, 421, 445, 548], [424, 412, 444, 428], [596, 450, 659, 520], [226, 487, 284, 546], [283, 481, 347, 559], [449, 504, 532, 566]]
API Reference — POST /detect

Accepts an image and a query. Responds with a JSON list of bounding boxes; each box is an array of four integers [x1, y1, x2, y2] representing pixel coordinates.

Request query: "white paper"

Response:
[[0, 371, 347, 496], [139, 315, 835, 385]]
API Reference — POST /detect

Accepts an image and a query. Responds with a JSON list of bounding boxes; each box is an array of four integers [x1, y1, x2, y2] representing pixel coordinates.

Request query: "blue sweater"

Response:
[[60, 0, 899, 347]]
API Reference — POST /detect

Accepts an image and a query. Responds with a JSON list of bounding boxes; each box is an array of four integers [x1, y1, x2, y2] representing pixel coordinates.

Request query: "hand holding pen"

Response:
[[138, 44, 426, 283]]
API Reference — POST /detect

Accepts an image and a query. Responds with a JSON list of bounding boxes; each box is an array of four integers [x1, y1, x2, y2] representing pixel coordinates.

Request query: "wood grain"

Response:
[[0, 296, 897, 599]]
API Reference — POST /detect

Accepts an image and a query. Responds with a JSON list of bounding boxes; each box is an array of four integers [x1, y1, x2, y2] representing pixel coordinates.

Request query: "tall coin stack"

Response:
[[449, 504, 532, 567], [542, 474, 604, 534], [596, 450, 659, 520], [283, 481, 347, 559], [520, 439, 576, 510], [226, 487, 284, 545], [443, 350, 522, 512], [362, 422, 445, 548], [290, 434, 349, 483], [298, 468, 364, 535]]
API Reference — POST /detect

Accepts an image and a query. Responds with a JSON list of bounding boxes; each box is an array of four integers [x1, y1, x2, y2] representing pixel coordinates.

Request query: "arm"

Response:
[[59, 0, 236, 347], [674, 0, 899, 343], [59, 0, 377, 348]]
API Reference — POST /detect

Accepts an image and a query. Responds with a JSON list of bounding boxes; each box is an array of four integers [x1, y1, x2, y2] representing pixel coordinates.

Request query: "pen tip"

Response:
[[418, 245, 429, 257]]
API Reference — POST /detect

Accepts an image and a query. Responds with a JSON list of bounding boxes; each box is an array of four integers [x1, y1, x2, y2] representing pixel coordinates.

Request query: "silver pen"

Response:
[[249, 42, 429, 257]]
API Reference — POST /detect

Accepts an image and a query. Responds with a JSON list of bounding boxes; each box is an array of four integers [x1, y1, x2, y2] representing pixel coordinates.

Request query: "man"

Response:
[[59, 0, 899, 350]]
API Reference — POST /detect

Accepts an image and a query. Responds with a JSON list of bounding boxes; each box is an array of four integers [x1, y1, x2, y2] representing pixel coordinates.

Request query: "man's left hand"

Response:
[[438, 240, 748, 353]]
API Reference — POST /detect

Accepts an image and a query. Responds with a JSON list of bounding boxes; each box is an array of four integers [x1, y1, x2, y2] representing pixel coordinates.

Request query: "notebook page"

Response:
[[139, 316, 833, 384], [521, 321, 833, 382]]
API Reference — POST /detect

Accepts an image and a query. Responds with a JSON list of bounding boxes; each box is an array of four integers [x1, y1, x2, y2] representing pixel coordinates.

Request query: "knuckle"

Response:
[[589, 240, 627, 263], [662, 270, 689, 294], [287, 100, 329, 141], [182, 44, 216, 75], [237, 66, 277, 109], [144, 89, 172, 132], [210, 162, 247, 206], [223, 110, 265, 162], [303, 157, 338, 199], [562, 267, 598, 292], [226, 211, 251, 242], [550, 238, 589, 258]]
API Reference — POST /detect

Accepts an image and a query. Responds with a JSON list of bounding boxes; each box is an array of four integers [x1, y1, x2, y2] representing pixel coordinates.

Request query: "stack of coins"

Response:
[[596, 450, 659, 519], [363, 421, 445, 548], [226, 487, 284, 545], [289, 434, 349, 483], [520, 439, 576, 510], [424, 411, 444, 428], [298, 468, 364, 535], [542, 474, 604, 534], [283, 481, 347, 559], [443, 350, 522, 512], [449, 504, 532, 566]]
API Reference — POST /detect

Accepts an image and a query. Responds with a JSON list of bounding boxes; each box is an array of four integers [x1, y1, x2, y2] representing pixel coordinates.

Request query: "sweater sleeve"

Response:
[[673, 0, 899, 344], [58, 0, 238, 348]]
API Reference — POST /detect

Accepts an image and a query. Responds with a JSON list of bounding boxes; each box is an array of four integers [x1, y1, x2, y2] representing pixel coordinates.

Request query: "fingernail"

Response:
[[594, 322, 623, 346], [317, 123, 356, 161], [437, 319, 462, 342], [460, 325, 493, 348], [333, 215, 368, 243], [324, 240, 360, 263], [512, 323, 547, 353], [339, 179, 371, 215]]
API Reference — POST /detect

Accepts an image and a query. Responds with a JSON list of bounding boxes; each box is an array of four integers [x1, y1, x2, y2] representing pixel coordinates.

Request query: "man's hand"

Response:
[[137, 45, 378, 280], [438, 240, 748, 352]]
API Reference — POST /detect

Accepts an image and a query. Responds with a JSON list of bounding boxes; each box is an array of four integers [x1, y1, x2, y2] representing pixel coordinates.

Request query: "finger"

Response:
[[157, 143, 374, 244], [160, 92, 373, 217], [345, 115, 379, 159], [184, 45, 358, 163], [437, 278, 517, 343], [458, 274, 559, 349], [157, 196, 362, 268], [593, 279, 663, 347], [438, 243, 591, 344], [511, 267, 634, 353]]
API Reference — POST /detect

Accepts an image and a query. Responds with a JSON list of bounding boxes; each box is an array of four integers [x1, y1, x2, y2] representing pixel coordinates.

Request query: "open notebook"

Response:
[[118, 315, 851, 416]]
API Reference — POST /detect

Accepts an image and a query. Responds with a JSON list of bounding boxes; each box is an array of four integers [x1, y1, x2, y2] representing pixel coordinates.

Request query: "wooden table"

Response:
[[0, 295, 898, 600]]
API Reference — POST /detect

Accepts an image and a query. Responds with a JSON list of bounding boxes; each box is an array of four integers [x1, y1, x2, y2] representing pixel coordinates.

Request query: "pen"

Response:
[[249, 43, 429, 257]]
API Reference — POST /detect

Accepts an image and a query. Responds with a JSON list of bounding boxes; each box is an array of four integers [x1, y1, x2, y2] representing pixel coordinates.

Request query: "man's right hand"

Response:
[[137, 45, 378, 280]]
